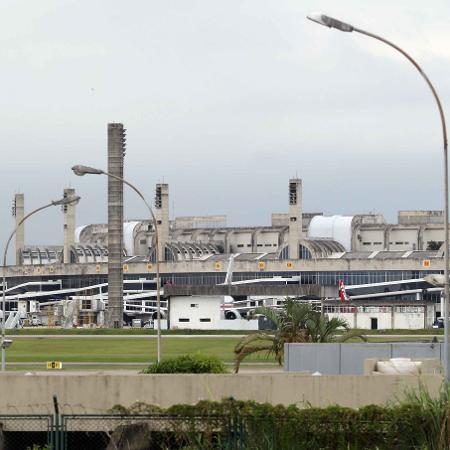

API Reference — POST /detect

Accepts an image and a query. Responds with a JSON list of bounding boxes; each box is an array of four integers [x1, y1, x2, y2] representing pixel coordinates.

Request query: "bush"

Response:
[[109, 398, 426, 449], [141, 354, 227, 374]]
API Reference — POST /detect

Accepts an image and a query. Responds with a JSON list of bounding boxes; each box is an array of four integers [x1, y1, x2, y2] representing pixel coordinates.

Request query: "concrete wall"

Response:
[[0, 373, 442, 414], [358, 228, 385, 251], [1, 251, 443, 278], [170, 295, 221, 329], [394, 312, 425, 329], [169, 295, 259, 330], [285, 343, 443, 375]]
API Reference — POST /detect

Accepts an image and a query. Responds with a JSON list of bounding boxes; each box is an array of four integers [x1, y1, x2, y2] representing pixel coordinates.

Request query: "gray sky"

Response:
[[1, 0, 450, 253]]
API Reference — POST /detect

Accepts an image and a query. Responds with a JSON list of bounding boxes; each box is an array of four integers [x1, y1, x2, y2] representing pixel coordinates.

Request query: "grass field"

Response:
[[6, 337, 246, 364], [2, 332, 442, 371]]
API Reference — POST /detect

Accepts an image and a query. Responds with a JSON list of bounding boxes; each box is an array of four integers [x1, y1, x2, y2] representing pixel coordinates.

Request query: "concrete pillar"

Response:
[[63, 188, 76, 264], [288, 178, 303, 260], [155, 183, 169, 262], [107, 123, 126, 328], [425, 303, 435, 328], [13, 193, 24, 265]]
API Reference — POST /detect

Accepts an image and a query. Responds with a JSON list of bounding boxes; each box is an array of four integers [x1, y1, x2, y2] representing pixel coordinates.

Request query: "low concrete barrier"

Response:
[[0, 372, 442, 414]]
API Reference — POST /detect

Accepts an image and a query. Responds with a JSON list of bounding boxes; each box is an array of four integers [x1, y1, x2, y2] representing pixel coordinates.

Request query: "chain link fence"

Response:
[[0, 413, 410, 450], [60, 414, 240, 450], [0, 414, 53, 450]]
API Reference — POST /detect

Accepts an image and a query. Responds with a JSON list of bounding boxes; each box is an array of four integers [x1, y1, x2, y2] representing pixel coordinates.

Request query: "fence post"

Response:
[[53, 395, 62, 450]]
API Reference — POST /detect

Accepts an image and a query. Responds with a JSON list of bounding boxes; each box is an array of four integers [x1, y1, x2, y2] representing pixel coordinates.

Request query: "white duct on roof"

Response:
[[123, 221, 141, 256], [307, 215, 354, 251], [75, 225, 88, 243]]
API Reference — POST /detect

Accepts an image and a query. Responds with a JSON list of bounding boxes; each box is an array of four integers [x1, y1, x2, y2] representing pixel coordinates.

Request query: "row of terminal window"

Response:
[[324, 306, 424, 313], [236, 243, 277, 248], [362, 241, 410, 246]]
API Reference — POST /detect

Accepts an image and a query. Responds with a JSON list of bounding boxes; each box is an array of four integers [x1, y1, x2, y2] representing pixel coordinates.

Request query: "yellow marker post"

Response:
[[46, 361, 63, 370]]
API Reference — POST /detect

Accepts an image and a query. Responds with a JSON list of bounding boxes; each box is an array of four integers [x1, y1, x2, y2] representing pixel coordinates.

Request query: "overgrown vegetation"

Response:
[[402, 382, 450, 450], [110, 397, 432, 449], [234, 299, 366, 372], [141, 354, 227, 374]]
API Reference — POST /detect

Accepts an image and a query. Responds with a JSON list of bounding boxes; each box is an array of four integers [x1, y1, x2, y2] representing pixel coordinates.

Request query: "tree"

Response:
[[427, 240, 442, 251], [233, 298, 366, 373]]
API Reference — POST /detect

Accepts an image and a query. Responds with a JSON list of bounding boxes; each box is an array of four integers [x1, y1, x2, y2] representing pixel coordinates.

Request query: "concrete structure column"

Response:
[[155, 183, 169, 262], [288, 178, 303, 259], [13, 193, 24, 265], [425, 303, 436, 328], [63, 188, 76, 264], [107, 123, 126, 328]]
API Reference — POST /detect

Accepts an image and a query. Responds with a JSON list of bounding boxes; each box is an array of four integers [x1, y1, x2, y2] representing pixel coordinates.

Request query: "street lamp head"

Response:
[[71, 165, 104, 176], [307, 12, 354, 32], [51, 195, 81, 207]]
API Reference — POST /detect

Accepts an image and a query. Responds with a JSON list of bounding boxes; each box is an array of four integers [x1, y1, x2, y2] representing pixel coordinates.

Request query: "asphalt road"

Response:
[[7, 334, 247, 339], [6, 334, 443, 339]]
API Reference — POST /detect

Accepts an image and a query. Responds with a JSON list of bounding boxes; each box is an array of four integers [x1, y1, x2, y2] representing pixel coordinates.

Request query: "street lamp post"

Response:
[[1, 195, 81, 372], [72, 165, 163, 363], [307, 13, 449, 380]]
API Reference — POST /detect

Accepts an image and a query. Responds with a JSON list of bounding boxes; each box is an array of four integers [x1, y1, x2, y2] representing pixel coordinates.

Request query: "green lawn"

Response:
[[6, 328, 249, 336], [5, 337, 258, 364], [3, 334, 441, 371]]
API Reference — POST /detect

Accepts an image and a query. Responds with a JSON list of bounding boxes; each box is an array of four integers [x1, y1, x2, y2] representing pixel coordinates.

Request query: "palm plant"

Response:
[[234, 298, 366, 373]]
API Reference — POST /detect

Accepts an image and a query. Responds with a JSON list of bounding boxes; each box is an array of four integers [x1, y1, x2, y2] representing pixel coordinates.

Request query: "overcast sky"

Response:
[[1, 0, 450, 253]]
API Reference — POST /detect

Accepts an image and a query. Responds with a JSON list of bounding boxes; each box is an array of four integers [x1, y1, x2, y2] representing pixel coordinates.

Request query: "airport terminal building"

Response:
[[2, 173, 446, 331]]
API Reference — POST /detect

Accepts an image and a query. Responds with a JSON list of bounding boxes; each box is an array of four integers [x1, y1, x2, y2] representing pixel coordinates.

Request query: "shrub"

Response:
[[141, 354, 227, 374], [109, 398, 426, 449]]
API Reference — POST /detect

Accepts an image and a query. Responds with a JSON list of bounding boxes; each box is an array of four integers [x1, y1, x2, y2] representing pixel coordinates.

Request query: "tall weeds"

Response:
[[402, 382, 450, 450]]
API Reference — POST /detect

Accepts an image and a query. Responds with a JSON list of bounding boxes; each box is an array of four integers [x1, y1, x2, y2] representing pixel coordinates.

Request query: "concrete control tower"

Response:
[[288, 178, 303, 259], [13, 193, 25, 265], [107, 123, 126, 328]]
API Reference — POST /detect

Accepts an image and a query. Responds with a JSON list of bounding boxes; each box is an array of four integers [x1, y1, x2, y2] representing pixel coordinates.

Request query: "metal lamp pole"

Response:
[[307, 13, 449, 380], [72, 165, 162, 363], [1, 195, 81, 371]]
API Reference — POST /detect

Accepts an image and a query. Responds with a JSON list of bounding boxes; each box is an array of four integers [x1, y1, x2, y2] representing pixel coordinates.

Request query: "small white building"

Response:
[[169, 295, 258, 330], [325, 305, 428, 330]]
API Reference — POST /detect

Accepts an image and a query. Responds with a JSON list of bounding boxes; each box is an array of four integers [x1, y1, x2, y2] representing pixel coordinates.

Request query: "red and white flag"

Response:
[[338, 280, 348, 302]]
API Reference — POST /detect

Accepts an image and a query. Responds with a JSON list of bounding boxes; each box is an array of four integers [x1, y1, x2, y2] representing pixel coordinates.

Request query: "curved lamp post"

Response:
[[1, 194, 81, 371], [72, 165, 162, 363], [307, 12, 449, 379]]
